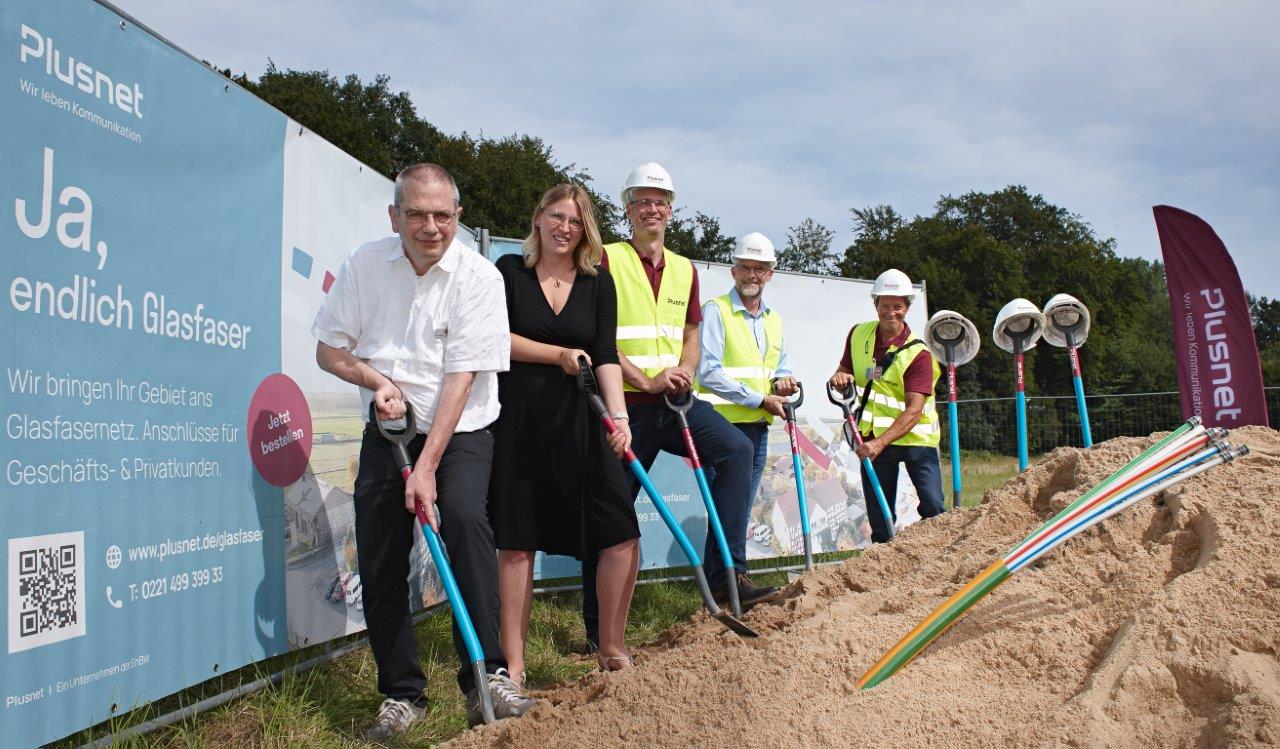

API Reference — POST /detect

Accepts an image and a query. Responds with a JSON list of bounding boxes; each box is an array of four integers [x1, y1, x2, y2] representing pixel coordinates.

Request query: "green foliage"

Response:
[[841, 186, 1181, 400], [232, 65, 621, 241], [664, 210, 735, 263], [1249, 294, 1280, 383], [778, 218, 838, 275]]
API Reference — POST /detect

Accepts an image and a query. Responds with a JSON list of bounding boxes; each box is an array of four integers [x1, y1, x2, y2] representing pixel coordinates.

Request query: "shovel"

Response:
[[576, 357, 757, 637], [370, 401, 496, 725], [771, 379, 813, 571], [1043, 294, 1093, 448], [993, 299, 1044, 472], [827, 382, 895, 541], [924, 311, 979, 510], [663, 390, 744, 618]]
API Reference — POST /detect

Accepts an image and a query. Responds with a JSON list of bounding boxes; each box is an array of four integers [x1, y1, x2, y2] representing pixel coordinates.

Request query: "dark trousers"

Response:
[[860, 443, 946, 543], [582, 399, 753, 641], [734, 422, 770, 505], [353, 424, 504, 699]]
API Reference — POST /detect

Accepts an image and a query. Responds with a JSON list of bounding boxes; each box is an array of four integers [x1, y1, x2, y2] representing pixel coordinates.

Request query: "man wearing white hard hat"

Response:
[[696, 232, 797, 541], [581, 163, 768, 647], [828, 268, 945, 543]]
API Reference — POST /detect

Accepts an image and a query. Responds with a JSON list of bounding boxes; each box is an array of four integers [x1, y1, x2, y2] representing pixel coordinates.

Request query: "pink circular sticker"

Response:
[[246, 373, 313, 487]]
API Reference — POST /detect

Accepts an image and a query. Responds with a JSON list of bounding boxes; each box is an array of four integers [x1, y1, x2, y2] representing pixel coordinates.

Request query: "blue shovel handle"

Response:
[[828, 382, 895, 540], [575, 360, 756, 636], [1014, 344, 1029, 472], [1068, 343, 1093, 448], [412, 498, 494, 725], [772, 378, 812, 570], [372, 401, 494, 725], [665, 391, 743, 618]]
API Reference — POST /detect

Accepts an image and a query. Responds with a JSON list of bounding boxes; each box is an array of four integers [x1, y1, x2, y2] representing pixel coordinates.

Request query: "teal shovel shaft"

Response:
[[1069, 345, 1093, 448], [785, 417, 813, 569], [946, 363, 962, 509]]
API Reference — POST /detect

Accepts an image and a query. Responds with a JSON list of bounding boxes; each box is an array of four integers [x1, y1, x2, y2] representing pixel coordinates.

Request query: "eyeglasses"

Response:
[[402, 209, 456, 228], [734, 265, 772, 278], [542, 210, 585, 232], [628, 198, 671, 210]]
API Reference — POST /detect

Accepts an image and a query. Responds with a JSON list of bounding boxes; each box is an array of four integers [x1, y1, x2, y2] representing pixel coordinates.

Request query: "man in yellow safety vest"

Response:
[[582, 163, 778, 648], [695, 232, 797, 537], [828, 268, 945, 543]]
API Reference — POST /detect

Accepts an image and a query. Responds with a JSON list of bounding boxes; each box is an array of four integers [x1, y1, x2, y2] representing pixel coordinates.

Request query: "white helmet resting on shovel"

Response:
[[1041, 293, 1091, 348], [871, 269, 917, 301], [992, 298, 1045, 353], [924, 310, 981, 366]]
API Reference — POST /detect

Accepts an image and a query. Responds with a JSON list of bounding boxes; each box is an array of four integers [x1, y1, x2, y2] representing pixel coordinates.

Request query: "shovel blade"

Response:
[[714, 610, 759, 637]]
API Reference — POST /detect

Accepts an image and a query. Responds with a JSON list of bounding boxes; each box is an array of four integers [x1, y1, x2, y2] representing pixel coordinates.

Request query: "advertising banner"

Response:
[[1154, 205, 1269, 428], [2, 0, 288, 745]]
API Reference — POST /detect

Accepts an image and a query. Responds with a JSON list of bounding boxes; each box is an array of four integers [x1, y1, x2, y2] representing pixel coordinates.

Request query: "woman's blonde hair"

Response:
[[521, 184, 603, 275]]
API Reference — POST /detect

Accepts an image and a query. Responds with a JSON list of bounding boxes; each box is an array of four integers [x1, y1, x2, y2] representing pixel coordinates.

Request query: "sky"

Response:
[[115, 0, 1279, 298]]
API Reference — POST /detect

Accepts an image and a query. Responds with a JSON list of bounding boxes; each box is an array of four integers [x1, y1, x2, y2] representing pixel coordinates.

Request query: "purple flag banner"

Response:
[[1154, 205, 1269, 427]]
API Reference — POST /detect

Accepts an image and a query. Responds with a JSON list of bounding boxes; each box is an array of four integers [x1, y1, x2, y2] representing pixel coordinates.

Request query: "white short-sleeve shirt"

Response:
[[311, 236, 510, 434]]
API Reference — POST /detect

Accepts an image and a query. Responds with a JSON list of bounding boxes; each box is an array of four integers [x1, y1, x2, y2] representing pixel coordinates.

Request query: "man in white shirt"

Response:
[[312, 163, 532, 738]]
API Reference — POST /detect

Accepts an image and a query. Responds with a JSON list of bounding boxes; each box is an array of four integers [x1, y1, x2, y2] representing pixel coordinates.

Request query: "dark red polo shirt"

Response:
[[838, 323, 936, 395], [601, 243, 702, 405]]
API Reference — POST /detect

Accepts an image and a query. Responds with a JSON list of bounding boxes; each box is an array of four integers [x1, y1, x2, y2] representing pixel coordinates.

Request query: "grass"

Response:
[[56, 456, 1020, 748], [942, 451, 1021, 508]]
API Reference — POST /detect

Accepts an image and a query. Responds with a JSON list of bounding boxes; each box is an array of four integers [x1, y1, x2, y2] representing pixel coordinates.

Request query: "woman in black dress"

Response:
[[490, 184, 639, 679]]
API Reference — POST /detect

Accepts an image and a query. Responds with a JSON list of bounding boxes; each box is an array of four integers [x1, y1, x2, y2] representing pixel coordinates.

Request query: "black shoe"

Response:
[[711, 572, 781, 609], [734, 572, 781, 607]]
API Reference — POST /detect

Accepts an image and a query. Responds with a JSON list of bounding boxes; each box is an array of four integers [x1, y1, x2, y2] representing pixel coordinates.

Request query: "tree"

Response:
[[664, 210, 734, 263], [778, 218, 838, 275], [839, 186, 1179, 402], [228, 65, 622, 240], [1249, 294, 1280, 385]]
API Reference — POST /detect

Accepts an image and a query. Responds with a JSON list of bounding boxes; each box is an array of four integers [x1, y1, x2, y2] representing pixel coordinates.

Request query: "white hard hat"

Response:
[[622, 162, 675, 203], [732, 232, 777, 264], [924, 310, 981, 366], [992, 298, 1045, 353], [871, 268, 917, 301], [1041, 293, 1091, 348]]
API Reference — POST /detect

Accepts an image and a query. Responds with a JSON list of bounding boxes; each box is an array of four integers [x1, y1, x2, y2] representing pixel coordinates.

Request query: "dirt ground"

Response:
[[447, 426, 1280, 748]]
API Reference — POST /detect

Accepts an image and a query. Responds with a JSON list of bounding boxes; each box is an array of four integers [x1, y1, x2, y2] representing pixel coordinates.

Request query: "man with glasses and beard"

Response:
[[695, 232, 796, 544]]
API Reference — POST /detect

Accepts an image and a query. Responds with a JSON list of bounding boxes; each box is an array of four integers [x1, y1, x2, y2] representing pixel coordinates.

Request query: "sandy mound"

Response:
[[449, 427, 1280, 748]]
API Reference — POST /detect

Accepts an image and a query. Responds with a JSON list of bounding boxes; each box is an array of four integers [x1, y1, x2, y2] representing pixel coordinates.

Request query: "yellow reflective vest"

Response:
[[849, 321, 941, 447], [605, 242, 694, 392], [695, 294, 783, 423]]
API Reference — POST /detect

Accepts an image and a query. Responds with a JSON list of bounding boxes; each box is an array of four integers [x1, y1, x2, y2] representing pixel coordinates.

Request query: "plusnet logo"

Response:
[[19, 24, 145, 119]]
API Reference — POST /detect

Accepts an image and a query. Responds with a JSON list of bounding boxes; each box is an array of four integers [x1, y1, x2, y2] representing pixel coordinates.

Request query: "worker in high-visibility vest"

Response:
[[828, 268, 945, 543], [696, 232, 797, 524], [581, 163, 777, 651]]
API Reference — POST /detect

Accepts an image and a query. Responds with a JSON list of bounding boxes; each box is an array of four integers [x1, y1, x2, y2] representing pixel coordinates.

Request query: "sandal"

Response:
[[597, 654, 634, 672]]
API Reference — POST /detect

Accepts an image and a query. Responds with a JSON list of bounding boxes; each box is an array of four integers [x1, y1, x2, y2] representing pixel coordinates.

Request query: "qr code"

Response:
[[8, 531, 86, 653]]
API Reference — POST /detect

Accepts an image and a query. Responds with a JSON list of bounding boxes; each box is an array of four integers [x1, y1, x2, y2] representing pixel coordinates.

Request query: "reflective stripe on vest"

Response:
[[605, 242, 693, 392], [848, 321, 941, 447], [694, 294, 783, 423]]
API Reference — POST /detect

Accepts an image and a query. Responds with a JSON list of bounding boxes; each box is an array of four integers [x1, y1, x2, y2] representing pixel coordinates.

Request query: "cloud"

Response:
[[116, 0, 1280, 294]]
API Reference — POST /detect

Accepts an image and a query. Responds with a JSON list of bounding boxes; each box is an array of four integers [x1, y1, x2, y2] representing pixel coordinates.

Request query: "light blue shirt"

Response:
[[697, 288, 792, 410]]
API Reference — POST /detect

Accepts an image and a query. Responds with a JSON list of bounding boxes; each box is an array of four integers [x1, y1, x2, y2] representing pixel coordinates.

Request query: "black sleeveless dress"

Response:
[[488, 254, 640, 558]]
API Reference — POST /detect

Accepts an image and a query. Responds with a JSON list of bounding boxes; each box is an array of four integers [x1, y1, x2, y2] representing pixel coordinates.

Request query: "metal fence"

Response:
[[941, 386, 1280, 457]]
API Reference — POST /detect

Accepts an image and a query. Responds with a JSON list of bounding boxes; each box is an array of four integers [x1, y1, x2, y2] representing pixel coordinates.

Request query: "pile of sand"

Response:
[[449, 427, 1280, 748]]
